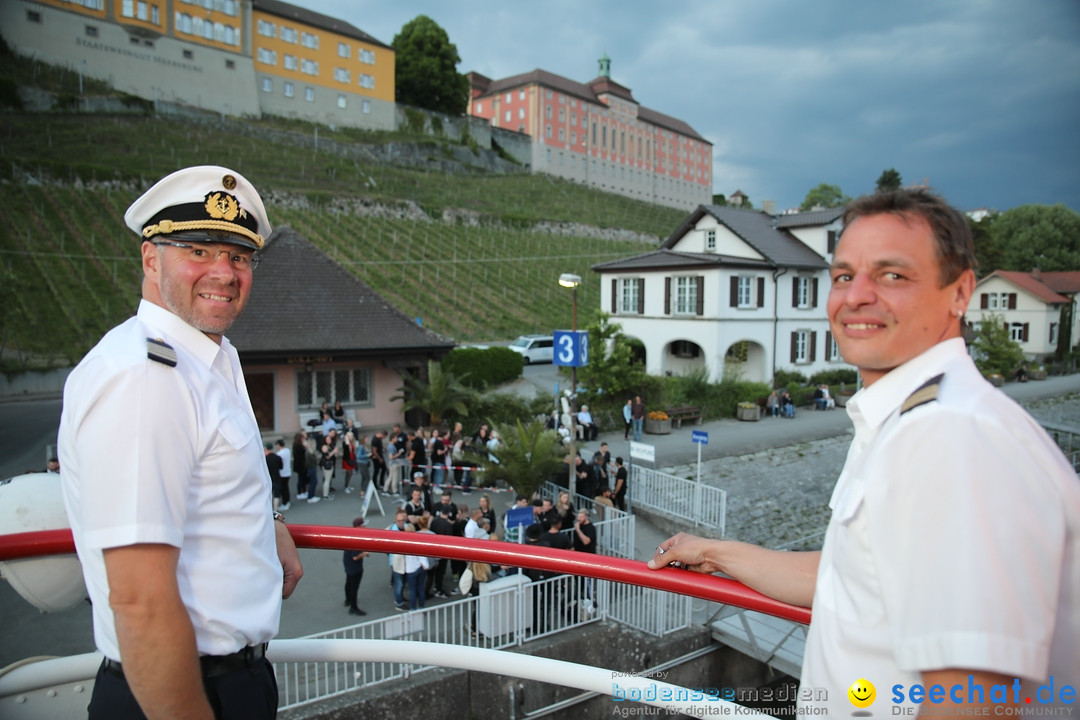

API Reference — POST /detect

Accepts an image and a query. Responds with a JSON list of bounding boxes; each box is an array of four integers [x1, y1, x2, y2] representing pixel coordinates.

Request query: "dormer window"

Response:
[[705, 229, 716, 251]]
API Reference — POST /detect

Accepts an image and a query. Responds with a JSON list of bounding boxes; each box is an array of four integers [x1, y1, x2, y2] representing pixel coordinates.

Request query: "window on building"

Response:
[[826, 332, 841, 361], [558, 128, 564, 142], [672, 341, 700, 358], [602, 126, 607, 149], [571, 132, 576, 145], [791, 330, 813, 364], [281, 26, 298, 43], [546, 125, 552, 138], [618, 278, 643, 314], [257, 19, 276, 37], [518, 107, 525, 120], [225, 58, 235, 69], [504, 110, 511, 123], [358, 48, 375, 64], [362, 100, 371, 113], [337, 94, 346, 109], [475, 101, 482, 114], [519, 89, 525, 100], [284, 54, 297, 70], [705, 229, 716, 251], [737, 276, 752, 307], [338, 42, 350, 58], [257, 48, 277, 65], [261, 77, 272, 93], [1050, 322, 1059, 345], [1010, 323, 1029, 343], [182, 48, 194, 59], [122, 0, 134, 17], [546, 105, 552, 119], [86, 25, 99, 37], [296, 368, 373, 409], [301, 31, 318, 49], [981, 292, 1017, 310], [674, 276, 698, 315], [793, 276, 818, 309], [283, 81, 293, 97], [505, 92, 511, 103], [305, 87, 314, 102], [27, 9, 42, 22], [334, 67, 350, 83], [358, 74, 374, 89], [301, 59, 318, 75]]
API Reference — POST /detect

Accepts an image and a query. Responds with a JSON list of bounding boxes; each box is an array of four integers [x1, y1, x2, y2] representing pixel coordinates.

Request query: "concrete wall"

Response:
[[281, 622, 794, 720], [0, 367, 70, 397]]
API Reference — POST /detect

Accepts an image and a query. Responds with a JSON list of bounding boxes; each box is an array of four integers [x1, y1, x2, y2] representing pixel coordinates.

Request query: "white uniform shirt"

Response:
[[59, 300, 281, 661], [801, 339, 1080, 714], [276, 446, 292, 479]]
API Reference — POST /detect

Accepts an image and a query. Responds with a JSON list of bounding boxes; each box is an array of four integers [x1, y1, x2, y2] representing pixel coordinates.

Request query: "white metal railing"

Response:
[[539, 482, 636, 559], [1040, 421, 1080, 473], [630, 466, 727, 535], [274, 572, 691, 710]]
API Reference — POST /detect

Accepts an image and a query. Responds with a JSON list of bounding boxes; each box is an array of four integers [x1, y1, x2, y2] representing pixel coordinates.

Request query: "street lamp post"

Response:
[[558, 273, 581, 497]]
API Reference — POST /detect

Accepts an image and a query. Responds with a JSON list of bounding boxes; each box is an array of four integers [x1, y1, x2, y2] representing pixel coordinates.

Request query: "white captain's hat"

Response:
[[124, 165, 271, 251]]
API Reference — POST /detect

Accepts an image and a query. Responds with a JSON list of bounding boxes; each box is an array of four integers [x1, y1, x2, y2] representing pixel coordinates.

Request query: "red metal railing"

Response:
[[0, 526, 812, 625]]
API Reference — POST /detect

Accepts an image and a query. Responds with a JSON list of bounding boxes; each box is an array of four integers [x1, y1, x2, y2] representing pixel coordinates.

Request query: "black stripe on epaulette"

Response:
[[147, 337, 177, 367], [900, 373, 944, 415]]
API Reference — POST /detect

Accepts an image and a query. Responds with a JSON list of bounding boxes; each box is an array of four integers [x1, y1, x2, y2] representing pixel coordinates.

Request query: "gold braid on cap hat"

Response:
[[141, 219, 264, 249]]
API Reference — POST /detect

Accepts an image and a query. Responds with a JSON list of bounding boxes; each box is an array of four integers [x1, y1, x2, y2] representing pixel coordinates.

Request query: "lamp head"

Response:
[[559, 273, 582, 288]]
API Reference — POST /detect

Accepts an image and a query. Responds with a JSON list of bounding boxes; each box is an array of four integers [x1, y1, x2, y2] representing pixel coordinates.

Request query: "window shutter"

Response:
[[730, 276, 739, 307], [826, 331, 833, 360], [757, 277, 765, 308], [811, 278, 819, 308], [664, 277, 671, 315], [637, 278, 645, 314], [792, 277, 799, 307], [611, 279, 617, 313], [980, 293, 988, 309], [827, 230, 837, 254], [810, 331, 817, 362], [1022, 323, 1029, 342], [695, 276, 704, 316], [1008, 293, 1017, 310], [790, 332, 797, 363]]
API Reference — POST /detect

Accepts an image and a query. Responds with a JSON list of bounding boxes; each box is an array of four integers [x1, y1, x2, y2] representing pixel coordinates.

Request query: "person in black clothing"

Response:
[[432, 488, 457, 521], [612, 456, 628, 511], [429, 507, 455, 597], [450, 503, 470, 580], [408, 430, 427, 482], [265, 443, 285, 511], [404, 487, 427, 526], [524, 524, 559, 634], [572, 509, 596, 554], [574, 454, 593, 498], [370, 431, 386, 489], [590, 452, 609, 495], [544, 514, 572, 550], [343, 517, 369, 616]]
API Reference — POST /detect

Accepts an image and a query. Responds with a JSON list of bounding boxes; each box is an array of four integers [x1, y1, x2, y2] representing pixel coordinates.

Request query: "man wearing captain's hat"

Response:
[[59, 166, 303, 720]]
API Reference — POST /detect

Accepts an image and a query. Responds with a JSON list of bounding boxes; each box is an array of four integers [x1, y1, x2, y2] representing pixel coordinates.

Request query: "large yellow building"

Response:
[[2, 0, 396, 130]]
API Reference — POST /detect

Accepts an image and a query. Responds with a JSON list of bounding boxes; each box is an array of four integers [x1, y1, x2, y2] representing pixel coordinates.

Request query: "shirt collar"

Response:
[[845, 338, 968, 436], [137, 299, 229, 370]]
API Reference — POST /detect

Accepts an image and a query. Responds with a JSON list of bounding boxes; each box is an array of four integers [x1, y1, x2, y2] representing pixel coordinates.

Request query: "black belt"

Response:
[[102, 643, 267, 679]]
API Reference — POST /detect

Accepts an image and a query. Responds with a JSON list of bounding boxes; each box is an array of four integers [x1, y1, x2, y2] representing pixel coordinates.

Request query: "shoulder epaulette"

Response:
[[900, 373, 944, 415], [146, 337, 177, 367]]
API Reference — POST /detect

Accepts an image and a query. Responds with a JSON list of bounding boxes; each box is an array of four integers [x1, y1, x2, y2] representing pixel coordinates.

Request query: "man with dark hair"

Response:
[[612, 456, 627, 511], [650, 189, 1079, 715], [342, 517, 369, 616]]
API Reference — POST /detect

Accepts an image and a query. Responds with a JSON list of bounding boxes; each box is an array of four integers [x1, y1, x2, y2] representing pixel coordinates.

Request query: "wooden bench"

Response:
[[665, 405, 702, 428]]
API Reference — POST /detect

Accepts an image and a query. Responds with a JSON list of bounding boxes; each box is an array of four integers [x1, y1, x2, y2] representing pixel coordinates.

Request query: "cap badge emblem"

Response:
[[222, 174, 237, 190], [204, 192, 245, 222]]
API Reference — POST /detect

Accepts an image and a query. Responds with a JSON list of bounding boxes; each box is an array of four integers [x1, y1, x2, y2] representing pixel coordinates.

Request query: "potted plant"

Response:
[[1031, 365, 1047, 381], [985, 372, 1005, 387], [736, 401, 760, 422], [644, 410, 671, 435]]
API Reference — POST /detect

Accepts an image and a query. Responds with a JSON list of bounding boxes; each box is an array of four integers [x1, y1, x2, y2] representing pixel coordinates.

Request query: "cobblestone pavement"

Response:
[[662, 394, 1080, 551]]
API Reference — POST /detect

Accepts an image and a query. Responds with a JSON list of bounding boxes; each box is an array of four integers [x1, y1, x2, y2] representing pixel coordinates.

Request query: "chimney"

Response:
[[1032, 267, 1042, 281], [762, 199, 777, 215]]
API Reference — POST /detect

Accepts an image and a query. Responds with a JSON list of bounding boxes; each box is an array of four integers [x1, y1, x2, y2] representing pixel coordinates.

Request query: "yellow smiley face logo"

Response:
[[848, 679, 876, 708]]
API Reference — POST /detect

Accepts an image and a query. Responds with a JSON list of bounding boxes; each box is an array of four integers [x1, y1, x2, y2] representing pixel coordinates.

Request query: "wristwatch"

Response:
[[273, 511, 287, 524]]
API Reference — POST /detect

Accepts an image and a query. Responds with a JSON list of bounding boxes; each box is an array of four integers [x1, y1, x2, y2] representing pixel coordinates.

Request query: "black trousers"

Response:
[[88, 656, 278, 720], [345, 569, 364, 609]]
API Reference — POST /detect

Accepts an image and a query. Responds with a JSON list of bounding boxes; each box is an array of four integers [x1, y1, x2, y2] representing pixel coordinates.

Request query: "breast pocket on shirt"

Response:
[[815, 479, 886, 625], [218, 411, 258, 451]]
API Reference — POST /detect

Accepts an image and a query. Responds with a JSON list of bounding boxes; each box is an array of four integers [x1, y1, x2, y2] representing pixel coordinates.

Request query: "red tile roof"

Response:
[[983, 271, 1073, 304]]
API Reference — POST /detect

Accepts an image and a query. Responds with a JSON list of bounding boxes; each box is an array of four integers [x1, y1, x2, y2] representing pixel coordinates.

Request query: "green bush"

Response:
[[773, 369, 807, 388], [0, 78, 21, 110], [809, 368, 858, 386], [442, 346, 523, 389]]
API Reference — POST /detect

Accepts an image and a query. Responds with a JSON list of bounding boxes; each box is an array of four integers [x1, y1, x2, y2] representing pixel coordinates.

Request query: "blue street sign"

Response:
[[691, 430, 709, 445], [553, 330, 589, 368]]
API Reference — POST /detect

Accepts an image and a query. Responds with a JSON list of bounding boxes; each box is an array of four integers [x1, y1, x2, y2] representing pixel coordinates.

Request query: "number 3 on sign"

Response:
[[553, 330, 589, 368]]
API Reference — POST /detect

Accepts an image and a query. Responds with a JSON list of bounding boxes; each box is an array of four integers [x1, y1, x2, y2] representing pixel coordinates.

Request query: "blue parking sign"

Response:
[[553, 330, 589, 368]]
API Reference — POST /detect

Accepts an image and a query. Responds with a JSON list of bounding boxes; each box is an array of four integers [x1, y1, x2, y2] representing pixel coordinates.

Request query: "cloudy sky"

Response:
[[295, 1, 1079, 214]]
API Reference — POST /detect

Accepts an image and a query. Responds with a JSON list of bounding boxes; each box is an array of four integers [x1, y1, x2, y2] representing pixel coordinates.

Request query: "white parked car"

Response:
[[508, 334, 554, 364]]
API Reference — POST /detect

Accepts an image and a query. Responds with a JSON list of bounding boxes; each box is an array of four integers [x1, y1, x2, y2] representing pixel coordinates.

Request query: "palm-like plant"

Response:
[[391, 359, 475, 425], [472, 420, 565, 498]]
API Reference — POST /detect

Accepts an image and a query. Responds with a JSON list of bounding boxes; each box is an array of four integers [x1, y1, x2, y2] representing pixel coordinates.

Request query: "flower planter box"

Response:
[[644, 418, 671, 435], [1031, 370, 1047, 381], [987, 374, 1004, 387], [737, 406, 760, 422]]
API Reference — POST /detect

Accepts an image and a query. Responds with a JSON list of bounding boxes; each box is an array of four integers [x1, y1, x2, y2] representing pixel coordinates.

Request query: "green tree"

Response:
[[391, 359, 475, 425], [875, 168, 902, 193], [711, 193, 727, 206], [393, 15, 469, 115], [969, 312, 1025, 376], [575, 312, 648, 408], [994, 204, 1080, 272], [969, 214, 1002, 277], [473, 420, 565, 497], [800, 183, 850, 211]]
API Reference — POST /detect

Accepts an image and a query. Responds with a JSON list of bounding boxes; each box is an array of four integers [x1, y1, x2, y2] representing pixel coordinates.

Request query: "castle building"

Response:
[[2, 0, 396, 130], [468, 54, 713, 211]]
